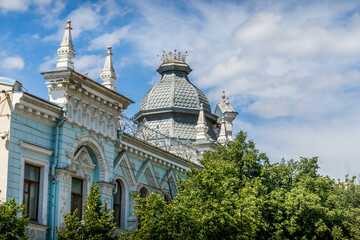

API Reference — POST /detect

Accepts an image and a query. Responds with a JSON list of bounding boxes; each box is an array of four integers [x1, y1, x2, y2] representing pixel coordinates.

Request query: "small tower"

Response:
[[217, 117, 228, 145], [56, 20, 75, 70], [214, 91, 238, 142], [195, 103, 209, 141], [100, 46, 117, 91]]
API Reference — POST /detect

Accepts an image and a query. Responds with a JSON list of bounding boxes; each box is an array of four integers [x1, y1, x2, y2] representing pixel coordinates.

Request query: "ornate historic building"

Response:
[[0, 21, 237, 240]]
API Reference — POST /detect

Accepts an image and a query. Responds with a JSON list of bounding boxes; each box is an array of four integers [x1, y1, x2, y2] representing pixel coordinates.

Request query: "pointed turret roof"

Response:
[[195, 103, 209, 141], [100, 46, 117, 91], [217, 116, 228, 145], [56, 20, 75, 70]]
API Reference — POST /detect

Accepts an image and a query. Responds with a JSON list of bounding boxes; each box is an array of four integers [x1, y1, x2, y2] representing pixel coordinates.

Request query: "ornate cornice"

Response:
[[119, 133, 202, 171], [12, 92, 62, 127], [42, 70, 133, 109]]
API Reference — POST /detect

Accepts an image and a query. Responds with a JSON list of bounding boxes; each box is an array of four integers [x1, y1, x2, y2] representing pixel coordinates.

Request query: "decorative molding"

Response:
[[67, 134, 110, 182], [120, 134, 202, 172], [55, 169, 73, 184], [42, 69, 133, 112], [98, 181, 116, 196], [20, 141, 53, 157], [26, 222, 48, 240], [65, 97, 118, 142], [19, 154, 50, 225], [12, 92, 62, 127], [59, 183, 70, 227], [114, 151, 136, 187], [136, 160, 160, 190]]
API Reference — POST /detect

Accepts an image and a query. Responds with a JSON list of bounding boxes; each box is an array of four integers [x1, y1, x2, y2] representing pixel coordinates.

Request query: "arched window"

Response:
[[140, 187, 149, 198], [85, 113, 90, 127], [77, 110, 81, 123], [68, 105, 73, 119], [138, 187, 149, 228], [113, 180, 122, 228], [94, 117, 98, 130], [110, 124, 114, 137], [102, 121, 106, 134]]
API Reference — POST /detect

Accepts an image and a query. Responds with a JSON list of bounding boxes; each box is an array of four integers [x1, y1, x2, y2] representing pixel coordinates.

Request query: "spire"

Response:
[[222, 91, 226, 102], [195, 103, 209, 141], [100, 46, 117, 91], [56, 20, 75, 70], [217, 117, 228, 145]]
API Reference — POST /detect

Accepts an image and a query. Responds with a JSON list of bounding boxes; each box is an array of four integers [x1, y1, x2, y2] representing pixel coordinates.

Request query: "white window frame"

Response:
[[114, 177, 129, 229], [19, 154, 49, 225]]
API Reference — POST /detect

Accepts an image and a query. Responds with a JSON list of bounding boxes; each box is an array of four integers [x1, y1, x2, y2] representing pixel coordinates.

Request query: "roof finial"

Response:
[[56, 20, 75, 70], [195, 103, 209, 141], [222, 91, 226, 102], [217, 117, 228, 145], [161, 50, 188, 63], [100, 46, 117, 91]]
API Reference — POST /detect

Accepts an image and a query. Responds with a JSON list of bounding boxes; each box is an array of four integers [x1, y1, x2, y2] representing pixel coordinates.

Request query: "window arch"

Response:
[[110, 124, 114, 137], [113, 180, 124, 228], [139, 187, 149, 198], [67, 105, 73, 120], [138, 187, 149, 229], [94, 117, 98, 131], [101, 121, 106, 134], [85, 113, 90, 127], [76, 109, 82, 124]]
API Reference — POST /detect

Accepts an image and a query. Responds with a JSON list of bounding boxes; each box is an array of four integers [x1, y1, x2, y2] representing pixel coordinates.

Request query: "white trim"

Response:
[[19, 154, 49, 225], [114, 176, 129, 229], [26, 222, 48, 240], [121, 141, 189, 171], [20, 141, 53, 157]]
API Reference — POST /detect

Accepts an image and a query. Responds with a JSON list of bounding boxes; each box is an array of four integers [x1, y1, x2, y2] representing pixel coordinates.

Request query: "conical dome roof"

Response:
[[134, 58, 218, 142], [139, 70, 211, 113]]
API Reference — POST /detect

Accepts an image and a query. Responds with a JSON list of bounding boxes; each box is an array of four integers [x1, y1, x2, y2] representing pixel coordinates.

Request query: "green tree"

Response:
[[57, 182, 116, 240], [0, 197, 28, 240], [124, 131, 360, 240]]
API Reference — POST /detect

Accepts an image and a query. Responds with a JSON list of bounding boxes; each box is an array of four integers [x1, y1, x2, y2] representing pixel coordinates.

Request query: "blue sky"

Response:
[[1, 0, 360, 179]]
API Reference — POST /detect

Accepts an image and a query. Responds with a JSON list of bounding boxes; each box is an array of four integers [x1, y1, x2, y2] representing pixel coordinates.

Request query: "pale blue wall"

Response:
[[7, 114, 55, 204]]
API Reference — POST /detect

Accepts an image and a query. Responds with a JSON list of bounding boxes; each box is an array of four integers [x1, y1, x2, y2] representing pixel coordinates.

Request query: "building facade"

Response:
[[0, 21, 237, 240]]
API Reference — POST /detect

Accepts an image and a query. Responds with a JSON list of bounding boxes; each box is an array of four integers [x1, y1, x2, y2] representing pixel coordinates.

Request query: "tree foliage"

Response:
[[0, 197, 28, 240], [57, 182, 116, 240], [125, 131, 360, 240]]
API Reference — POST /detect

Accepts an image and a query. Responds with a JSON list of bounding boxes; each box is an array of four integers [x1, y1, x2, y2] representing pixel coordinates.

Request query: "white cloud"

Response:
[[0, 76, 16, 85], [0, 0, 53, 12], [33, 0, 51, 5], [235, 116, 360, 180], [117, 0, 360, 179], [39, 55, 57, 72], [0, 0, 30, 12], [89, 25, 131, 50], [74, 54, 104, 80], [1, 56, 24, 70], [67, 5, 102, 38]]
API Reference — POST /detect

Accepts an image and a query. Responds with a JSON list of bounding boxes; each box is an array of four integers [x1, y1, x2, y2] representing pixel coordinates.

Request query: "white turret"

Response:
[[195, 103, 209, 141], [217, 117, 228, 145], [56, 20, 75, 70], [214, 91, 238, 142], [100, 46, 117, 91]]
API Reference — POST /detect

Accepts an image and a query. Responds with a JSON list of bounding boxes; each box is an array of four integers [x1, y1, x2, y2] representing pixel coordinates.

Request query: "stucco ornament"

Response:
[[67, 134, 110, 181]]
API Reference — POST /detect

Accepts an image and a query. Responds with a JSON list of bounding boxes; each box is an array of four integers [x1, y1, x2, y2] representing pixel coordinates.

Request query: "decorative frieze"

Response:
[[55, 169, 73, 184], [98, 181, 116, 196], [12, 92, 62, 127]]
